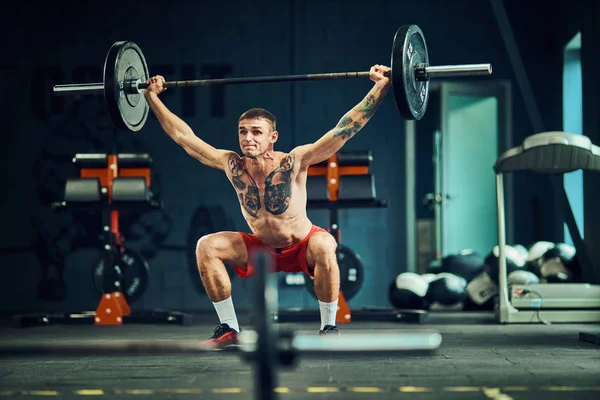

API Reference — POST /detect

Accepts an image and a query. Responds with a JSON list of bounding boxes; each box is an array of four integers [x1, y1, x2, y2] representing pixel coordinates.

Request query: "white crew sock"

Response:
[[318, 299, 339, 330], [212, 296, 240, 333]]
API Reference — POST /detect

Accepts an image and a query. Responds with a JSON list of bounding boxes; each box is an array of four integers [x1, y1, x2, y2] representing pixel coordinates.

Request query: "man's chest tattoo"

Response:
[[228, 155, 261, 217], [265, 152, 294, 215], [229, 153, 295, 217]]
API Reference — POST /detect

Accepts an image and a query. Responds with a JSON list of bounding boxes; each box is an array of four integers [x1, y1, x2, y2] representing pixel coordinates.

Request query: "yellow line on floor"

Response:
[[545, 386, 600, 391], [398, 386, 434, 392], [160, 388, 203, 394], [115, 389, 155, 395], [347, 387, 385, 393], [16, 385, 600, 396], [306, 387, 339, 393], [483, 387, 513, 400], [444, 386, 481, 392], [546, 386, 580, 391], [74, 390, 105, 396], [212, 388, 243, 393]]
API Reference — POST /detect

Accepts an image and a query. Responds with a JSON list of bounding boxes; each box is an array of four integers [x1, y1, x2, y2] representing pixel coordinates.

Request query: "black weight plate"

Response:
[[305, 243, 365, 301], [91, 247, 150, 304], [391, 24, 429, 120], [186, 205, 236, 296], [104, 41, 149, 132]]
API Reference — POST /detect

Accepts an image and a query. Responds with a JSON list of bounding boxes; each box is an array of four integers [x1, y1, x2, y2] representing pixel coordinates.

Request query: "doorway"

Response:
[[413, 80, 512, 267]]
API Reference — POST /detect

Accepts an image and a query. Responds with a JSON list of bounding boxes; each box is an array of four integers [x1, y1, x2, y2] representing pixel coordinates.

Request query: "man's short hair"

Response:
[[238, 108, 276, 131]]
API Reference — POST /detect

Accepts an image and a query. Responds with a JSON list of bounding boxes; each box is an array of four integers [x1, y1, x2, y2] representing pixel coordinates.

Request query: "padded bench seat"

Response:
[[53, 177, 160, 211]]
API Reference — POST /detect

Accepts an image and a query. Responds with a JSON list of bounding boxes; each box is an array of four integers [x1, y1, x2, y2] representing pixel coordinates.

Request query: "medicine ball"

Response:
[[507, 270, 540, 286], [525, 241, 556, 276], [542, 243, 580, 281], [421, 273, 438, 283], [513, 245, 529, 264], [426, 273, 467, 306], [539, 257, 573, 283], [389, 272, 429, 310], [527, 241, 556, 263], [484, 245, 524, 283], [441, 251, 485, 283], [543, 242, 575, 262]]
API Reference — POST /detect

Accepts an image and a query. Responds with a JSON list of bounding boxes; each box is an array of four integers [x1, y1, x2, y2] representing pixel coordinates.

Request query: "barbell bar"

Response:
[[54, 64, 491, 95], [0, 330, 442, 359], [52, 24, 492, 132]]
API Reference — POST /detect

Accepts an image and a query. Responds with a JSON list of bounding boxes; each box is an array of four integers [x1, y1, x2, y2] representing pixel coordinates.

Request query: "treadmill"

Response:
[[494, 131, 600, 325]]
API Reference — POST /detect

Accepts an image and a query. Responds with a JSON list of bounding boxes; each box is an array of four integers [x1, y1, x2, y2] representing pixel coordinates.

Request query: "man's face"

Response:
[[238, 118, 277, 158]]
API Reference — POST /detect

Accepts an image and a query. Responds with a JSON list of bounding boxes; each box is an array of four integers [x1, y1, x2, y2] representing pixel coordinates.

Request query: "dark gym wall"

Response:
[[0, 0, 596, 314]]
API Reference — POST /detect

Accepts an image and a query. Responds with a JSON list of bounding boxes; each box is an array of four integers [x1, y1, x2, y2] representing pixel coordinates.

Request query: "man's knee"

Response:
[[308, 232, 338, 267], [196, 234, 223, 262]]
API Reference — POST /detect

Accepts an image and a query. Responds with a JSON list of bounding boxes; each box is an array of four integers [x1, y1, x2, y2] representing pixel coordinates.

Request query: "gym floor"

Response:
[[0, 312, 599, 400]]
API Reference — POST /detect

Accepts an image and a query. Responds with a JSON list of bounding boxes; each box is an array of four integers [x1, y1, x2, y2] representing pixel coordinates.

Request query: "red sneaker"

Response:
[[202, 323, 239, 347]]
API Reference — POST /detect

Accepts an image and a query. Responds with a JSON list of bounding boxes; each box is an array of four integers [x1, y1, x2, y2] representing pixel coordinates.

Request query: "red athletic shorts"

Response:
[[233, 225, 327, 279]]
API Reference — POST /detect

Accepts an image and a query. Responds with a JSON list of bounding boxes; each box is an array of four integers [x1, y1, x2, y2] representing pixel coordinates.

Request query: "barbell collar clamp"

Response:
[[128, 79, 146, 94]]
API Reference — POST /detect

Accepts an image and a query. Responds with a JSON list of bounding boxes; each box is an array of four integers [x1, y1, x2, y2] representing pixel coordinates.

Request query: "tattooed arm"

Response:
[[295, 65, 391, 169]]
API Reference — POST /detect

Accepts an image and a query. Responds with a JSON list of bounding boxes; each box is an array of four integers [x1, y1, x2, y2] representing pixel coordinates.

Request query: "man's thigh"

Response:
[[200, 231, 249, 267]]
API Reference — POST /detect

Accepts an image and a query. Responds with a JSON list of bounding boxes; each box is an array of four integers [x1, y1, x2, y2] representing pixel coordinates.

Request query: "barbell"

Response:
[[53, 24, 492, 132], [0, 330, 441, 358], [0, 250, 442, 400]]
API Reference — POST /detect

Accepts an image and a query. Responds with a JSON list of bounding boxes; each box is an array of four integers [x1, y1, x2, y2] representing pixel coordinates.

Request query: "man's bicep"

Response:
[[291, 144, 320, 169], [179, 135, 232, 171], [293, 136, 340, 169], [202, 149, 239, 172]]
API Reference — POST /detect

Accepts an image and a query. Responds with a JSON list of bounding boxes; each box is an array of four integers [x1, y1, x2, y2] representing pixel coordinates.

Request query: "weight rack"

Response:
[[13, 153, 193, 328]]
